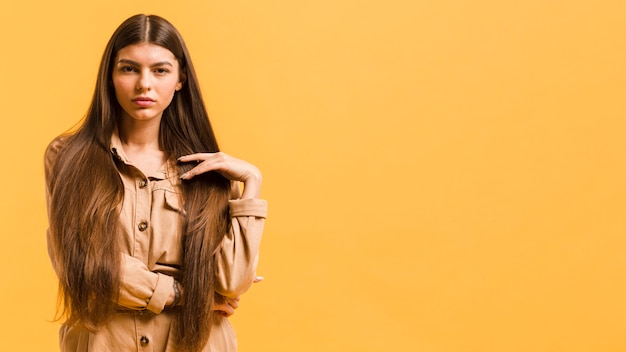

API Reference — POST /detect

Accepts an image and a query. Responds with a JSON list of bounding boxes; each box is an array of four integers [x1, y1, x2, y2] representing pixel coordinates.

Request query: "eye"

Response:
[[120, 66, 137, 73], [155, 68, 170, 75]]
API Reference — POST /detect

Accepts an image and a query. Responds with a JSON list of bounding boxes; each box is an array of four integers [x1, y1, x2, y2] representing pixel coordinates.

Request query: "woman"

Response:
[[44, 14, 267, 352]]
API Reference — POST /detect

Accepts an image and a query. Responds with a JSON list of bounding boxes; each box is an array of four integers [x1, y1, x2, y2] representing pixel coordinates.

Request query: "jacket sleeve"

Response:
[[117, 254, 174, 313], [215, 195, 267, 298]]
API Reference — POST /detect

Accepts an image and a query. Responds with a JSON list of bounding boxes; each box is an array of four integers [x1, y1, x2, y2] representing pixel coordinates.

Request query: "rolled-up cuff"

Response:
[[229, 199, 268, 218], [146, 273, 174, 314]]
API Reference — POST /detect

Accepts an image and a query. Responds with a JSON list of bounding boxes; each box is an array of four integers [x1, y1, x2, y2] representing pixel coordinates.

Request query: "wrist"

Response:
[[170, 280, 181, 306], [241, 172, 262, 199]]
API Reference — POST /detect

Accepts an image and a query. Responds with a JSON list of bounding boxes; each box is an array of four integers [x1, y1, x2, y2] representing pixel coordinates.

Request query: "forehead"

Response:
[[115, 43, 178, 65]]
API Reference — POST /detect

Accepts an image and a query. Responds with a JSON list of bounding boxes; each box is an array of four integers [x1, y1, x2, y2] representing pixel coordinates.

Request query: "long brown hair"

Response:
[[46, 14, 230, 351]]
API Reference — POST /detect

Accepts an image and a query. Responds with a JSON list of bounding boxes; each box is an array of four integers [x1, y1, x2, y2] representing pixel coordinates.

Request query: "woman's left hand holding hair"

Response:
[[178, 152, 262, 199]]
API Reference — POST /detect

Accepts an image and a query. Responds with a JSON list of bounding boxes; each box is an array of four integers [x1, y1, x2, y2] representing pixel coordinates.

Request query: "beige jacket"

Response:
[[45, 133, 267, 352]]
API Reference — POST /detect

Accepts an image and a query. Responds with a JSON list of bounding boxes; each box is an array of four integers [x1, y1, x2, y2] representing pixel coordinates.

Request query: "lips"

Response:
[[132, 97, 156, 107]]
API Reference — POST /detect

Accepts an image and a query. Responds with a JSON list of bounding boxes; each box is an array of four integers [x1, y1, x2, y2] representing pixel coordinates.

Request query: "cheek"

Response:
[[160, 80, 181, 97], [112, 86, 125, 105], [112, 77, 132, 94]]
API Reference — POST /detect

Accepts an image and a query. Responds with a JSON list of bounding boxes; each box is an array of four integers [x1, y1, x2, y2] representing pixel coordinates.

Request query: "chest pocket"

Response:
[[147, 182, 186, 267], [162, 187, 186, 216]]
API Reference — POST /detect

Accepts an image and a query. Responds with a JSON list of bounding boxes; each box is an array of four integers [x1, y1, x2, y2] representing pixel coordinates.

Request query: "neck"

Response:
[[118, 116, 161, 151], [117, 116, 167, 175]]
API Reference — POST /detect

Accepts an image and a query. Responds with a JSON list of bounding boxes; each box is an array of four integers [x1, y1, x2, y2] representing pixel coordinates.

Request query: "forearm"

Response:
[[118, 254, 175, 313], [215, 198, 267, 297]]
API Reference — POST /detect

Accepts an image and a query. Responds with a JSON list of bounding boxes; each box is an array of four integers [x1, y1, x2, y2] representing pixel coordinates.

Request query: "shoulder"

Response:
[[44, 135, 71, 175]]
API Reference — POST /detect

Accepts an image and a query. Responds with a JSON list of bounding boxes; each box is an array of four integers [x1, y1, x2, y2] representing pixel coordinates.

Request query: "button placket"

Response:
[[132, 171, 151, 264], [137, 178, 149, 240]]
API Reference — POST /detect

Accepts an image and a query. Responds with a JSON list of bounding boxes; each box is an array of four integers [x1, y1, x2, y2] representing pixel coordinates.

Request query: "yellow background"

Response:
[[1, 0, 625, 351]]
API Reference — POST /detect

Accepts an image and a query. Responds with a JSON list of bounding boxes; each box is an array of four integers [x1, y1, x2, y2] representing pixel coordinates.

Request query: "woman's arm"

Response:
[[178, 152, 267, 297], [117, 254, 175, 313], [215, 197, 267, 296]]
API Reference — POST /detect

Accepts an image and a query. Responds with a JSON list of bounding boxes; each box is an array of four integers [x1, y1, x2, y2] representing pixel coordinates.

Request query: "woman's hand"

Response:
[[178, 152, 262, 199], [213, 295, 240, 317], [213, 276, 263, 317]]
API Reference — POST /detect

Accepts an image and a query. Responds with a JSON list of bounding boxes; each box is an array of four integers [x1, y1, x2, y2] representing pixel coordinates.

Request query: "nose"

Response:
[[136, 71, 152, 91]]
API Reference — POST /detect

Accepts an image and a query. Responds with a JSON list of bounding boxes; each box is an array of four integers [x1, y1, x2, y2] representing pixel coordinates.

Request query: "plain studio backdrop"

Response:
[[1, 0, 625, 351]]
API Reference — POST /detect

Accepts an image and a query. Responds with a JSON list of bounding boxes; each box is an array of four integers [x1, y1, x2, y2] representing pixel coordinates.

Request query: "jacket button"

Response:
[[139, 179, 148, 188], [138, 221, 148, 231], [140, 336, 149, 346]]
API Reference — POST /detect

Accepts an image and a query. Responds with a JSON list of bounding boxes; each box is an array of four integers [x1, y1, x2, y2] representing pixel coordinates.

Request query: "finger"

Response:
[[180, 167, 199, 180], [227, 297, 240, 309], [179, 155, 226, 180], [213, 302, 235, 316], [216, 309, 231, 317], [213, 304, 235, 317], [177, 153, 211, 162], [222, 305, 236, 316], [178, 155, 206, 180], [253, 276, 264, 283]]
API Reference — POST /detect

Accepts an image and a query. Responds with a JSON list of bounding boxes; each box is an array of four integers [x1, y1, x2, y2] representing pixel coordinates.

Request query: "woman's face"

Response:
[[112, 43, 183, 123]]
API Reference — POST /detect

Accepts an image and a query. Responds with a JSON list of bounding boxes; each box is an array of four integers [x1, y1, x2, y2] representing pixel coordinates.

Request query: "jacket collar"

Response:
[[109, 128, 172, 181]]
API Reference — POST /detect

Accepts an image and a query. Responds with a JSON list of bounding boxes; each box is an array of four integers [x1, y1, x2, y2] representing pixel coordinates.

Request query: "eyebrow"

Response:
[[117, 58, 174, 67]]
